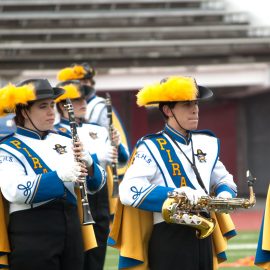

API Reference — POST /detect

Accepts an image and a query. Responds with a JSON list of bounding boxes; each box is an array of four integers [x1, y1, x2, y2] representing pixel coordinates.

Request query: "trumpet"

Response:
[[162, 170, 256, 239], [105, 92, 119, 198], [64, 98, 95, 225]]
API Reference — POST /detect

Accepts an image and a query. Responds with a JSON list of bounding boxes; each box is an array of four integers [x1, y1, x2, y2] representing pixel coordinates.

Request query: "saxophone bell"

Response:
[[162, 192, 216, 239], [162, 170, 256, 238]]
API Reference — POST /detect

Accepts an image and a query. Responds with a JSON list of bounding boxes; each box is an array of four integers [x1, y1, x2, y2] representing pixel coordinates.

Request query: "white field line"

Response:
[[228, 243, 257, 250]]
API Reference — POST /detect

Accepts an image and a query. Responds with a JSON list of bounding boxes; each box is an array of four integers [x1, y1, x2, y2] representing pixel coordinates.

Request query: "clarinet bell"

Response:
[[82, 202, 95, 225]]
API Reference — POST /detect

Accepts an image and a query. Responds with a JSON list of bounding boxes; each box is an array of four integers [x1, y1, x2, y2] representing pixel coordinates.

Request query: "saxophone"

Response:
[[161, 170, 256, 239]]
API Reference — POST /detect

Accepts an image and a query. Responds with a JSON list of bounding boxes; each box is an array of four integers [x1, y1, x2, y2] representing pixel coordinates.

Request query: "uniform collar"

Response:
[[60, 117, 83, 127], [60, 118, 70, 126], [164, 124, 191, 145], [86, 94, 96, 103], [17, 126, 49, 140]]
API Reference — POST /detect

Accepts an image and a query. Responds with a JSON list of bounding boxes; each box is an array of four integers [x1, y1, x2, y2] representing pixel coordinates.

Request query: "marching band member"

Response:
[[57, 63, 107, 127], [109, 76, 237, 270], [255, 185, 270, 269], [0, 79, 106, 270], [54, 80, 129, 270], [56, 63, 130, 158]]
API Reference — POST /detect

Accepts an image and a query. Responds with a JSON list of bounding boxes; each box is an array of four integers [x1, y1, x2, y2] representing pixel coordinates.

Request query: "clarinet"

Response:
[[105, 92, 119, 198], [64, 99, 95, 225]]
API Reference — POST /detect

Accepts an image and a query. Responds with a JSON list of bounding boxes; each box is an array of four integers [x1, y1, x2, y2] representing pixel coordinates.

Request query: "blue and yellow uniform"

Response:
[[109, 76, 237, 270], [255, 185, 270, 269], [54, 73, 130, 270], [0, 78, 106, 270]]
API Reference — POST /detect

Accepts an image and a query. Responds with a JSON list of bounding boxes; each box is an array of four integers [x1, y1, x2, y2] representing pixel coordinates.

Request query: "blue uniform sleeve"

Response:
[[136, 185, 174, 212], [86, 162, 106, 194], [215, 184, 236, 198], [118, 143, 129, 163], [31, 171, 65, 203]]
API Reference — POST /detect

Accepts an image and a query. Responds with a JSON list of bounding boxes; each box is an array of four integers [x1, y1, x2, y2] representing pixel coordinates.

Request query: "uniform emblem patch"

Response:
[[53, 144, 67, 154], [195, 149, 207, 162], [89, 132, 98, 139], [59, 127, 67, 133]]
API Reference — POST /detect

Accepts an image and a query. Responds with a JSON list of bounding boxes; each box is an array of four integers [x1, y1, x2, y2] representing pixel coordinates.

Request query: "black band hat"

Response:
[[137, 76, 213, 107], [57, 63, 96, 82], [0, 78, 65, 116], [55, 80, 94, 103], [17, 79, 65, 101]]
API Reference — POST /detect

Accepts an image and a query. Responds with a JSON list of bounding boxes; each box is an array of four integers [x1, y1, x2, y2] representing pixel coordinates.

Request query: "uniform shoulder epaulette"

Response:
[[141, 130, 163, 141], [192, 129, 216, 137], [136, 131, 164, 146], [0, 133, 15, 144]]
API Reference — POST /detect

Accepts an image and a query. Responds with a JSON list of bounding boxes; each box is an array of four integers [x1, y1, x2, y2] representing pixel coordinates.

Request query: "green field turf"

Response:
[[104, 230, 260, 270]]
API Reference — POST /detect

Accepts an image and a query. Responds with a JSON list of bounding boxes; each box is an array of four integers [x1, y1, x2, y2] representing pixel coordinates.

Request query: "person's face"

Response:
[[71, 98, 87, 119], [23, 98, 55, 132], [164, 101, 199, 134]]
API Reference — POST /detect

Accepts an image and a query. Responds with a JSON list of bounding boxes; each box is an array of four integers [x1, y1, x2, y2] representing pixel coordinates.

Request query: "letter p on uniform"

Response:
[[156, 138, 167, 150]]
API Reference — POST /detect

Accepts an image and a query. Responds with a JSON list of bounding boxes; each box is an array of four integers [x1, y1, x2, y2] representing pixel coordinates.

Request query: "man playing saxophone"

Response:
[[116, 76, 237, 270]]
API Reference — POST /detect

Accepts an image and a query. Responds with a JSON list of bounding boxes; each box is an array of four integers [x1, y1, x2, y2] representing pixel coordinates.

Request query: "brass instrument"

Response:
[[105, 92, 119, 198], [162, 170, 256, 239], [64, 99, 95, 225]]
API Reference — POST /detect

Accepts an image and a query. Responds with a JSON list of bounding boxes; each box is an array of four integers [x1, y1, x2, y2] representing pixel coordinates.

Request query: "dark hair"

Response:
[[56, 101, 65, 117], [159, 102, 177, 120], [14, 102, 34, 126]]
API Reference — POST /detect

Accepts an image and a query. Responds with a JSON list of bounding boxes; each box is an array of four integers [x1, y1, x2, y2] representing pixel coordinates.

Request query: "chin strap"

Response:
[[24, 109, 47, 134], [169, 108, 189, 135]]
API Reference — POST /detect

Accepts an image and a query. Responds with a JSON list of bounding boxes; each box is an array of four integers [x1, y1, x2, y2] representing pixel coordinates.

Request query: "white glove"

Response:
[[217, 191, 232, 199], [57, 161, 82, 182], [174, 186, 206, 205], [81, 151, 93, 168], [96, 145, 117, 164]]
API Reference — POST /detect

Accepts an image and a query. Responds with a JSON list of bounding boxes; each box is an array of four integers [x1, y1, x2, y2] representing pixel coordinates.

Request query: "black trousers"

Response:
[[148, 221, 213, 270], [84, 184, 110, 270], [8, 199, 84, 270]]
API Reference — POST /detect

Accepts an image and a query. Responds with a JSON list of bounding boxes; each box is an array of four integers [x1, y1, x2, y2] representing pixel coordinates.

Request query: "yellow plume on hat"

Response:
[[136, 76, 198, 107], [55, 84, 81, 103], [57, 65, 87, 81], [0, 83, 35, 117]]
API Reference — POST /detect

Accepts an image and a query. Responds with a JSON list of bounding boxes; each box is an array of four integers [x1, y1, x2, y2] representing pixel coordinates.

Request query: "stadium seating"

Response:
[[0, 0, 269, 72]]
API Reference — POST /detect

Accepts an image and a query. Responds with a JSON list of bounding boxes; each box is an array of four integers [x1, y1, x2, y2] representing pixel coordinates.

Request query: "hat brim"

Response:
[[80, 85, 95, 98], [197, 85, 213, 101], [35, 87, 65, 101]]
